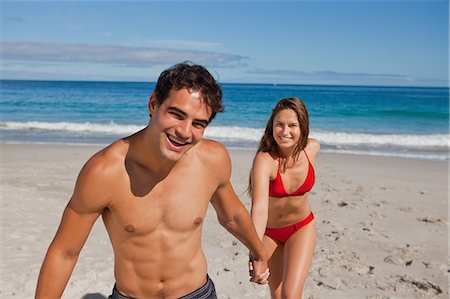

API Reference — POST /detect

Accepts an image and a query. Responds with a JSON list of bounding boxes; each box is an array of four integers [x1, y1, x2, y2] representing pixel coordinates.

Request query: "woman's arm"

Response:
[[250, 152, 274, 240], [306, 138, 321, 164]]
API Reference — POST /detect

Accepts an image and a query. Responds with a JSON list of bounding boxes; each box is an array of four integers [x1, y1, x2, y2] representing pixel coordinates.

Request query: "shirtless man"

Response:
[[35, 62, 269, 299]]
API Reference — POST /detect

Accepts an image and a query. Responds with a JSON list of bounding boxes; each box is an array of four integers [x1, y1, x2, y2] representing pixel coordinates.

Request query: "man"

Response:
[[35, 62, 269, 299]]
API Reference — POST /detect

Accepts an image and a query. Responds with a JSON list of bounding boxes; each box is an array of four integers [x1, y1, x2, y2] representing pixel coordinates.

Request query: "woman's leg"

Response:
[[281, 220, 316, 298], [262, 235, 284, 299]]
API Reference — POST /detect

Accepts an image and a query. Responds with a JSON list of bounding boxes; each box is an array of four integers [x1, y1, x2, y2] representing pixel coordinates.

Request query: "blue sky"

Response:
[[1, 0, 448, 87]]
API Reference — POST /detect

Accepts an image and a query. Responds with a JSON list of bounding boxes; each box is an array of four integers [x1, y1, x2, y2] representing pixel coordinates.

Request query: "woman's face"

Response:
[[272, 108, 300, 149]]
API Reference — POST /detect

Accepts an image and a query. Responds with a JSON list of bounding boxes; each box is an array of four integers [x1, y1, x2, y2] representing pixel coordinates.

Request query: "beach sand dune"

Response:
[[1, 144, 448, 299]]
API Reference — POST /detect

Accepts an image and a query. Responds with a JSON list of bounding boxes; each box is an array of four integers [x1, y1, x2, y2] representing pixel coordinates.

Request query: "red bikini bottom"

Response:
[[264, 212, 314, 244]]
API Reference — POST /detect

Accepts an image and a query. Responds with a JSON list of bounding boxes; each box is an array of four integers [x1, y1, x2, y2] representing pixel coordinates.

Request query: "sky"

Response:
[[1, 0, 449, 87]]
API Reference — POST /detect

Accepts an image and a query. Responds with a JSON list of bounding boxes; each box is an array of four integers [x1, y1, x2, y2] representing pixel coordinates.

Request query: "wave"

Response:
[[207, 127, 449, 149], [312, 130, 449, 148], [0, 121, 145, 135], [1, 121, 449, 149]]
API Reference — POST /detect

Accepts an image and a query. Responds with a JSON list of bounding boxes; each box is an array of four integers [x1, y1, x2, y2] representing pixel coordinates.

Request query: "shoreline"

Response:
[[1, 143, 448, 298], [1, 140, 448, 162]]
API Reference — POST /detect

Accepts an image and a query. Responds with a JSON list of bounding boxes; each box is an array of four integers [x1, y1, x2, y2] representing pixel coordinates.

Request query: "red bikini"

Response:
[[269, 150, 315, 198], [265, 213, 314, 244], [265, 150, 315, 244]]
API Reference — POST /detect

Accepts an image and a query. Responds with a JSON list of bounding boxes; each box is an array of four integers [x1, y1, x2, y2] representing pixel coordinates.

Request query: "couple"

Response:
[[35, 62, 319, 299]]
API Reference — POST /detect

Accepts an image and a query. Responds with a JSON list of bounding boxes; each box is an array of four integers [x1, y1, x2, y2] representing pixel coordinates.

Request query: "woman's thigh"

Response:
[[282, 220, 317, 296], [263, 235, 284, 297]]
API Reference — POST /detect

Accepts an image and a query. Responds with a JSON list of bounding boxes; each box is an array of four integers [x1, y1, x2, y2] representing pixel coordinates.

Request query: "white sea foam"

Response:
[[1, 121, 448, 150], [204, 126, 263, 142], [311, 130, 449, 148], [0, 121, 144, 135], [207, 126, 449, 149]]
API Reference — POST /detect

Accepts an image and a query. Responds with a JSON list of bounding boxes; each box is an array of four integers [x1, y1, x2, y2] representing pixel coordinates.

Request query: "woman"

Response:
[[249, 97, 319, 298]]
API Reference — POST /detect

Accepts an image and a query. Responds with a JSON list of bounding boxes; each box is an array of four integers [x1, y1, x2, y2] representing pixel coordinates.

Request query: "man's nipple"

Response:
[[125, 224, 135, 232], [194, 217, 203, 225]]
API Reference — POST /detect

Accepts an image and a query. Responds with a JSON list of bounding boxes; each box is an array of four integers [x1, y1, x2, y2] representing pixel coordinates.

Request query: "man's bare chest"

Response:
[[104, 167, 217, 236]]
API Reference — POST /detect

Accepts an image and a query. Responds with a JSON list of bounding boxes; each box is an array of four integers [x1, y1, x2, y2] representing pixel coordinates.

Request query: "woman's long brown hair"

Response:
[[248, 97, 310, 194]]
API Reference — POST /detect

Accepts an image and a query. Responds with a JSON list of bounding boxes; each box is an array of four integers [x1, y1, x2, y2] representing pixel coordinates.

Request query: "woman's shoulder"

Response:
[[255, 151, 277, 163], [254, 151, 278, 170], [307, 138, 320, 151], [305, 138, 320, 161], [253, 151, 278, 179]]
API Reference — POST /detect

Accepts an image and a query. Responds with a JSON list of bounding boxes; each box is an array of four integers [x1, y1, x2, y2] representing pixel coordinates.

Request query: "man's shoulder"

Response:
[[196, 139, 227, 154], [83, 139, 128, 178], [71, 139, 129, 206], [189, 139, 230, 167]]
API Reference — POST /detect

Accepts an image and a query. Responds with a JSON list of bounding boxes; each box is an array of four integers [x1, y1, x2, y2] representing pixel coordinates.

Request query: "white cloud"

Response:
[[247, 68, 411, 81], [152, 39, 221, 50], [0, 41, 246, 67], [4, 17, 25, 22], [243, 67, 432, 86]]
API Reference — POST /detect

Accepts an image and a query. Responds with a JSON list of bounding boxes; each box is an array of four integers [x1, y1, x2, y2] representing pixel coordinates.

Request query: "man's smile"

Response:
[[166, 134, 190, 147]]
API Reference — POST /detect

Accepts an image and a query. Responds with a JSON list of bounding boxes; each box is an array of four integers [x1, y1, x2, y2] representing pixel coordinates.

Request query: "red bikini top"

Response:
[[269, 150, 315, 198]]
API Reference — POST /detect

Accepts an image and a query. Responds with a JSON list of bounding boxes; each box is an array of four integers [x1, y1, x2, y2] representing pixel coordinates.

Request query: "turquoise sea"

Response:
[[0, 80, 448, 160]]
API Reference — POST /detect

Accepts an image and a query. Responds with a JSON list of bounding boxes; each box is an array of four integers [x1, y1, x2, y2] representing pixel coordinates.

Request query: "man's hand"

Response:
[[248, 255, 270, 284]]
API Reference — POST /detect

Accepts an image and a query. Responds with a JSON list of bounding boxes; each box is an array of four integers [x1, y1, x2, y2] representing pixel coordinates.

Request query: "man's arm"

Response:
[[211, 181, 269, 284], [35, 152, 113, 299], [206, 142, 269, 284]]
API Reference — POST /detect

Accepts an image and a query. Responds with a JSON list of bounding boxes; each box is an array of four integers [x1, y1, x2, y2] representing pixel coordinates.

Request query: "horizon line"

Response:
[[1, 78, 448, 89]]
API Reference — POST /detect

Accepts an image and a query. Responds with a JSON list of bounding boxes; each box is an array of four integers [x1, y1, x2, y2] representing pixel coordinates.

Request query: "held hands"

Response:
[[248, 254, 270, 285]]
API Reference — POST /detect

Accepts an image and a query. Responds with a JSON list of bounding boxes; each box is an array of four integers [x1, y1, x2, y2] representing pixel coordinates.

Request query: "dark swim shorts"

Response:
[[108, 275, 217, 299]]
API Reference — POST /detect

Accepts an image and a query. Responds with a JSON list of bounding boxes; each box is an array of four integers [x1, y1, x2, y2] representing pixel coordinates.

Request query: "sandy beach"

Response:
[[0, 143, 448, 299]]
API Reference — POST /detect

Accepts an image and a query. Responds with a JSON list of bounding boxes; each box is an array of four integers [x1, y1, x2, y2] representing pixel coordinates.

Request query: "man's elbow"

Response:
[[46, 241, 81, 262], [218, 208, 248, 230], [218, 216, 236, 231]]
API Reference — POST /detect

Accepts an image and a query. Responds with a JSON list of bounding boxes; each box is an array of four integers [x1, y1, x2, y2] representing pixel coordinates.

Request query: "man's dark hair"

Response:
[[154, 62, 224, 122]]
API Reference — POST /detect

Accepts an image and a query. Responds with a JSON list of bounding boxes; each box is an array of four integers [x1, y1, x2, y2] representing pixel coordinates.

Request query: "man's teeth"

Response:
[[168, 136, 186, 146]]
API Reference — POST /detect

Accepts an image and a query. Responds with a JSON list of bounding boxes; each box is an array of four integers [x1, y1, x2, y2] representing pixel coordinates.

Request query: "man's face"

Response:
[[148, 88, 212, 162]]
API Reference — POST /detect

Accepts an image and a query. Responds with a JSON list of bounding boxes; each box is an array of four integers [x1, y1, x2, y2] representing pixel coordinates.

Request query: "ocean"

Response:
[[1, 80, 448, 160]]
